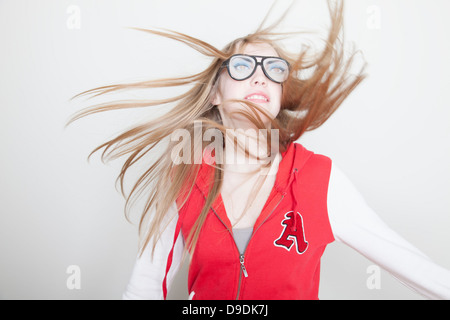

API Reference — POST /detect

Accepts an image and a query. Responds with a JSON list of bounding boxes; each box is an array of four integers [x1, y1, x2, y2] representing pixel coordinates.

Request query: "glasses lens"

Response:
[[263, 58, 289, 83], [228, 55, 255, 80]]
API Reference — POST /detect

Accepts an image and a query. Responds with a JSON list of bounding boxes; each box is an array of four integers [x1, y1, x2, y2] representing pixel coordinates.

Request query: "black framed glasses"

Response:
[[221, 54, 290, 84]]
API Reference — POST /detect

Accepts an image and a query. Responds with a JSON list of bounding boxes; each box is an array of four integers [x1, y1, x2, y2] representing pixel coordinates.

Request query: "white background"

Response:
[[0, 0, 449, 300]]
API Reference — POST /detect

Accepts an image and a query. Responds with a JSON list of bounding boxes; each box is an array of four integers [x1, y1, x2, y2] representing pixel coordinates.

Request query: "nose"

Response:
[[250, 65, 268, 87]]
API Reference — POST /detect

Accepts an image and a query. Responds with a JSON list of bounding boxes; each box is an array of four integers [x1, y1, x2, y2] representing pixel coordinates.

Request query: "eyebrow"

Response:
[[237, 56, 254, 63], [266, 59, 283, 65]]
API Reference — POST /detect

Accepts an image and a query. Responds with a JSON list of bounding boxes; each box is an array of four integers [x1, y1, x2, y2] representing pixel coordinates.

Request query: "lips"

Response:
[[244, 92, 270, 103]]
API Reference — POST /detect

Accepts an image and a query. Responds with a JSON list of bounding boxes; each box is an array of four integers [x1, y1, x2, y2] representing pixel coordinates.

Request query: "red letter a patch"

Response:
[[274, 211, 308, 254]]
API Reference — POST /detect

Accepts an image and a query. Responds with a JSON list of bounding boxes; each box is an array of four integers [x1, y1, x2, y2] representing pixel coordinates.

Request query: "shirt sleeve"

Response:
[[122, 202, 184, 300], [327, 162, 450, 300]]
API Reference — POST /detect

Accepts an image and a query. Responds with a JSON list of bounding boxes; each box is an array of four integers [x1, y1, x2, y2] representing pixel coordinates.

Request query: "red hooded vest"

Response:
[[164, 142, 334, 300]]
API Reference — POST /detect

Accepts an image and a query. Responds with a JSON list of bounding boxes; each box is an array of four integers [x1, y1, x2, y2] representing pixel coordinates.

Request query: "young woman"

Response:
[[70, 1, 450, 299]]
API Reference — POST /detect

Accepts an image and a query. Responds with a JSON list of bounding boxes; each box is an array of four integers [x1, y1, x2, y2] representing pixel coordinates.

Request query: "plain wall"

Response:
[[0, 0, 449, 300]]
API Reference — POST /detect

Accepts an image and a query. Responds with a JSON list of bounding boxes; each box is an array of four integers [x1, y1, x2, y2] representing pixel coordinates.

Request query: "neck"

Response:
[[218, 108, 280, 174], [223, 127, 279, 175]]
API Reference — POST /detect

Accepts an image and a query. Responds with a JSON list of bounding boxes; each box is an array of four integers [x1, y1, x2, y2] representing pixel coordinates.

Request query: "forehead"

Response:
[[240, 42, 279, 57]]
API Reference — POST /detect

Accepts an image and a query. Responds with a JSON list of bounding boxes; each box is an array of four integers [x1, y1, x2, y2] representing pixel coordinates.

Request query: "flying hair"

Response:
[[67, 0, 367, 257]]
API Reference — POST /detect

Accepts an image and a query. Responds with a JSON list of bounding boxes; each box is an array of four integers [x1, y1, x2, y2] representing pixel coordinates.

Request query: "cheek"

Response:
[[269, 102, 281, 119], [270, 87, 282, 111], [219, 77, 243, 100], [213, 75, 236, 105]]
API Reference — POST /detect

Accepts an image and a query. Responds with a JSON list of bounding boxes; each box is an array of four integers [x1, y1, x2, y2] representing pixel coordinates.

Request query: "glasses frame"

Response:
[[221, 54, 290, 84]]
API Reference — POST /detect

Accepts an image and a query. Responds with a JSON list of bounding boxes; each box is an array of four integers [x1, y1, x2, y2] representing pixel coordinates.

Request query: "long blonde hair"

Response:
[[68, 0, 366, 256]]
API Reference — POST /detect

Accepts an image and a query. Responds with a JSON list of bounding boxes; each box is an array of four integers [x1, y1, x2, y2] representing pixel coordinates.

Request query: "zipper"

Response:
[[206, 193, 285, 300], [234, 194, 285, 299], [209, 206, 245, 299], [240, 254, 248, 278]]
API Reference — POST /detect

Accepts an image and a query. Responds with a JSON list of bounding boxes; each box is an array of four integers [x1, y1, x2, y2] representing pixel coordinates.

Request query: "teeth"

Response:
[[246, 95, 268, 101]]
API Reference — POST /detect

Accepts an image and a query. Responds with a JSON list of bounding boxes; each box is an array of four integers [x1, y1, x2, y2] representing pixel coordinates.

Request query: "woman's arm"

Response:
[[327, 162, 450, 300], [122, 202, 184, 300]]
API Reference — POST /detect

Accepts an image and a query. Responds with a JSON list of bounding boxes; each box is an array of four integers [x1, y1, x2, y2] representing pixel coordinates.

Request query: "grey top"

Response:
[[232, 227, 253, 255]]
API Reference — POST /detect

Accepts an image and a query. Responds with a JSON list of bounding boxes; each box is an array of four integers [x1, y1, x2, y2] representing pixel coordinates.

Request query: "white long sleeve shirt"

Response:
[[122, 162, 450, 300]]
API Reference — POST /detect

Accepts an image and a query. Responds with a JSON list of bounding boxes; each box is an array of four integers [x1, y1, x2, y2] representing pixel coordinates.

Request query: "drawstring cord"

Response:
[[287, 168, 299, 232]]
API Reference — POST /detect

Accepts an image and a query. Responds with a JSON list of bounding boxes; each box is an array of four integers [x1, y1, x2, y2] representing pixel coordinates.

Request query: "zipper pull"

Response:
[[240, 255, 248, 278]]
